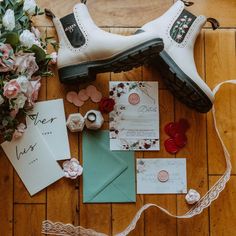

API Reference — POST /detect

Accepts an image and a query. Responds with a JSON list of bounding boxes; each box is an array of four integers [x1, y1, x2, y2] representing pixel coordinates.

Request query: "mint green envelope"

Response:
[[82, 130, 136, 203]]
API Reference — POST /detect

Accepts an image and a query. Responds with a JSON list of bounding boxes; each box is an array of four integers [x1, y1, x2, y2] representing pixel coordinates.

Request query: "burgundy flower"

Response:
[[144, 143, 151, 149], [99, 97, 115, 114]]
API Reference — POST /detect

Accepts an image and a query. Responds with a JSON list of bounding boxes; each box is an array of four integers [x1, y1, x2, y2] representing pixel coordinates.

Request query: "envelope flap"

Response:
[[83, 130, 129, 202]]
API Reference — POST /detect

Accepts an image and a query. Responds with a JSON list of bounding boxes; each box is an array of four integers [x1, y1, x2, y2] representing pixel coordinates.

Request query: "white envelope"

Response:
[[1, 126, 64, 196], [26, 99, 70, 160]]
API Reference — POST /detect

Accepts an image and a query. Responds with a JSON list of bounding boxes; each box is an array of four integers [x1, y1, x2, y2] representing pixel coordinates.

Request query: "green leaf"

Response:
[[30, 44, 46, 62], [3, 32, 19, 47]]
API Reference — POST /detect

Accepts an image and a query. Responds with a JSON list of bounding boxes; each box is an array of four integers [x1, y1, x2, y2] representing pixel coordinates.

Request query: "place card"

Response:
[[26, 99, 70, 160], [137, 158, 187, 194], [1, 126, 64, 196]]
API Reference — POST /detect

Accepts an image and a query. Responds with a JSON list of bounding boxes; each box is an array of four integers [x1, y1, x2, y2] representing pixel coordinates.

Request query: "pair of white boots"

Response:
[[47, 0, 219, 113]]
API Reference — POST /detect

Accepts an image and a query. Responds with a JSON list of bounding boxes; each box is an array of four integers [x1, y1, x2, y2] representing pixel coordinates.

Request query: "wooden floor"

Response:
[[1, 0, 236, 235]]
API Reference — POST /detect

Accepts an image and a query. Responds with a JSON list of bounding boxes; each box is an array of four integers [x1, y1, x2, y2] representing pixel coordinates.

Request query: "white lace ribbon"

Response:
[[42, 80, 236, 236]]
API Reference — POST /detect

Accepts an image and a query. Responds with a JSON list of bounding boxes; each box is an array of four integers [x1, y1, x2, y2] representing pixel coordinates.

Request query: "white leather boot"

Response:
[[45, 3, 163, 84], [138, 0, 219, 113]]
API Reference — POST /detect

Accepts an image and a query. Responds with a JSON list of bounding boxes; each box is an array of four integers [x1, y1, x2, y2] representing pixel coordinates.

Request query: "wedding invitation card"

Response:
[[136, 158, 187, 194], [109, 81, 159, 150], [1, 126, 64, 196], [26, 99, 70, 160]]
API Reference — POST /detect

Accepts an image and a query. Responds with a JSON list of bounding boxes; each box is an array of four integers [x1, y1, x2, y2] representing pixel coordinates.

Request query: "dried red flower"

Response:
[[99, 97, 115, 114]]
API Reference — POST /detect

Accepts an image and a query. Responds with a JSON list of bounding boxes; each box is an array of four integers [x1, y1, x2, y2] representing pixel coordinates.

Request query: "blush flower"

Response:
[[13, 123, 26, 139], [15, 52, 39, 76], [0, 43, 15, 72], [50, 52, 57, 64], [63, 158, 83, 179], [3, 79, 21, 99]]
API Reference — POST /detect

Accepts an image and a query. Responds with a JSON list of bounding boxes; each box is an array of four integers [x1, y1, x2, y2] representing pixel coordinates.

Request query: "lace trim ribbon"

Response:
[[42, 80, 236, 236]]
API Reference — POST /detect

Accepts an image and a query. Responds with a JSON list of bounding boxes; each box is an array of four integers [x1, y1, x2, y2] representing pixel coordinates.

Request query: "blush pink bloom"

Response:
[[63, 158, 83, 179], [15, 52, 39, 76], [3, 79, 21, 99], [9, 108, 19, 118], [25, 78, 41, 107], [13, 123, 26, 139], [0, 43, 15, 72]]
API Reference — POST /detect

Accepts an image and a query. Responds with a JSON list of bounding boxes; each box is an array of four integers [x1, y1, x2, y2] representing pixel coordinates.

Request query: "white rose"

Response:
[[0, 95, 4, 105], [16, 75, 29, 93], [13, 93, 27, 109], [2, 9, 15, 31], [50, 52, 57, 64], [19, 30, 36, 48], [23, 0, 37, 15]]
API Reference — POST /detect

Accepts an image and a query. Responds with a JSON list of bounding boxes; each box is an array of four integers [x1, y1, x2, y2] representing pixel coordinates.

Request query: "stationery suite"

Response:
[[1, 126, 64, 195], [1, 99, 71, 195], [26, 99, 70, 160], [83, 130, 136, 203], [136, 158, 187, 194], [109, 81, 159, 151]]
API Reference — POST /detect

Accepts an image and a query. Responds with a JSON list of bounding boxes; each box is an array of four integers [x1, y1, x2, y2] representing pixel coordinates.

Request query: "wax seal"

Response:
[[128, 93, 140, 105], [157, 170, 169, 182]]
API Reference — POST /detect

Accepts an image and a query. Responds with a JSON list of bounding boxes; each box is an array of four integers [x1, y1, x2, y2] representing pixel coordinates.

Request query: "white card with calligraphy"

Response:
[[137, 158, 187, 194], [1, 126, 64, 196], [26, 99, 70, 160], [109, 81, 159, 150]]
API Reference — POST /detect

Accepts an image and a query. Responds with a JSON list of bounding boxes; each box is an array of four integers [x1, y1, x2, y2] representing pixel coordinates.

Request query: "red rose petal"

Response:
[[174, 133, 187, 148], [178, 118, 190, 133], [78, 89, 89, 101], [73, 97, 84, 107], [66, 91, 77, 103], [90, 91, 102, 103], [165, 122, 182, 137], [86, 85, 98, 97], [164, 122, 175, 136], [164, 138, 180, 154]]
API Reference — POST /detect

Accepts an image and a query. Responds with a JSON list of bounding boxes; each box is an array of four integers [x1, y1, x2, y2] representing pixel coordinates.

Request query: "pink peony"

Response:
[[3, 79, 21, 99], [0, 43, 15, 72], [25, 78, 41, 107], [63, 158, 83, 179], [15, 52, 39, 77], [13, 123, 26, 139]]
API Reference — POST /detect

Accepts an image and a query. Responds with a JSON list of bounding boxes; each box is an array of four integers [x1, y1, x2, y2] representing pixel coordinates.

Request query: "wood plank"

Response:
[[209, 176, 236, 236], [34, 0, 173, 27], [144, 90, 177, 236], [46, 27, 79, 225], [109, 28, 144, 236], [14, 26, 47, 204], [205, 29, 236, 175], [189, 0, 236, 28], [14, 204, 45, 235], [0, 150, 13, 236], [176, 31, 209, 235]]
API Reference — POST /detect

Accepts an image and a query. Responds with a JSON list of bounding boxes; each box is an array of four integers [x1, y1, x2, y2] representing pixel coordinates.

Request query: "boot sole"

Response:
[[58, 38, 164, 84], [151, 50, 213, 113]]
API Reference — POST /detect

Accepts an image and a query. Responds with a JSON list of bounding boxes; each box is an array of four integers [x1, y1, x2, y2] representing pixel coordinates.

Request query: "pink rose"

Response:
[[25, 78, 41, 107], [63, 158, 83, 179], [13, 123, 26, 139], [3, 79, 21, 99], [9, 109, 19, 118], [15, 52, 39, 77], [0, 43, 15, 72]]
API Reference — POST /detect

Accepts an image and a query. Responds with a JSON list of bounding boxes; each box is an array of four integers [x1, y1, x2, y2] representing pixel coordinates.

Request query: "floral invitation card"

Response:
[[109, 81, 159, 150], [1, 126, 64, 196]]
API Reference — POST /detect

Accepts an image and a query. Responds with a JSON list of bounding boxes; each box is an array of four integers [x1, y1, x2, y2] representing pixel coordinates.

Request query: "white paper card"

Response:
[[26, 99, 70, 160], [109, 81, 159, 150], [1, 126, 64, 196], [137, 158, 187, 194]]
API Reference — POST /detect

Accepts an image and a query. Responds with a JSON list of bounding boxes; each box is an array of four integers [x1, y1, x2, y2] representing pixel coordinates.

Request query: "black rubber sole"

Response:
[[58, 38, 164, 84], [151, 50, 213, 113]]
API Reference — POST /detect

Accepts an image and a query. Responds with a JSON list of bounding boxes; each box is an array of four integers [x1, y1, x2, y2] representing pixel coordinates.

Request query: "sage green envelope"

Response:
[[82, 130, 136, 203]]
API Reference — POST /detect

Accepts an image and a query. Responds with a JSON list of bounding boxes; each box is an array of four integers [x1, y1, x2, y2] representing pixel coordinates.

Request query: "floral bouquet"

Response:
[[0, 0, 57, 141]]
